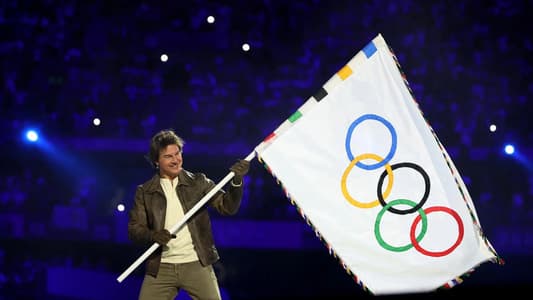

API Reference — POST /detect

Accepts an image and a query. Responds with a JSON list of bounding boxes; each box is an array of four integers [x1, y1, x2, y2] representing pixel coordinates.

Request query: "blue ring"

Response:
[[345, 114, 397, 170]]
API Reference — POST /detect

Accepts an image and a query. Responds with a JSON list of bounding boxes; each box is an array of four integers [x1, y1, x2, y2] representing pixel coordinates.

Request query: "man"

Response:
[[128, 129, 250, 300]]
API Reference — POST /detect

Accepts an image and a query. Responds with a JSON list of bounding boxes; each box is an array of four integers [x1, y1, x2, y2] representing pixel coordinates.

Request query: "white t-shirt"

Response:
[[159, 177, 199, 264]]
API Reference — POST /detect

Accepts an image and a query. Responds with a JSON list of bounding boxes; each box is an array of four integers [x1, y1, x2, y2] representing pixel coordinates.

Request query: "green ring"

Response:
[[374, 199, 428, 252]]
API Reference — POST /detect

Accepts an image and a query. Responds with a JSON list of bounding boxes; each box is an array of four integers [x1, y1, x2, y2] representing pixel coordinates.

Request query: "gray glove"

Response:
[[230, 159, 250, 185], [151, 229, 176, 245]]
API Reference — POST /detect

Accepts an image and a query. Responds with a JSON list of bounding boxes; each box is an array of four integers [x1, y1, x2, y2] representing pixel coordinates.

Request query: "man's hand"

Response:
[[151, 229, 176, 245], [230, 159, 250, 185]]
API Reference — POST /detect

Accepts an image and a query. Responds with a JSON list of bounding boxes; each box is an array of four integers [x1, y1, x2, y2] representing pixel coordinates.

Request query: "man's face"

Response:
[[158, 144, 183, 179]]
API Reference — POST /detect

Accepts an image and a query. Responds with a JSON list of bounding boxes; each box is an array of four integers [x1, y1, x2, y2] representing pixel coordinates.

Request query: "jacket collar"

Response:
[[143, 169, 193, 193]]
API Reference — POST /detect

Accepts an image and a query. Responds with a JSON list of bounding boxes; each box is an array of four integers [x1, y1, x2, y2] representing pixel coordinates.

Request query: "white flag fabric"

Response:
[[255, 34, 501, 295]]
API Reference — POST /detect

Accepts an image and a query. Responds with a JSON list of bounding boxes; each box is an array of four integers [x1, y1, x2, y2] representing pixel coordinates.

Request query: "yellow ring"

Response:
[[341, 153, 393, 208]]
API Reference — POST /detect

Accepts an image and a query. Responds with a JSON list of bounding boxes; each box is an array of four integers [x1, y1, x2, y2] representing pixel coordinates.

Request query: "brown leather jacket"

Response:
[[127, 169, 244, 277]]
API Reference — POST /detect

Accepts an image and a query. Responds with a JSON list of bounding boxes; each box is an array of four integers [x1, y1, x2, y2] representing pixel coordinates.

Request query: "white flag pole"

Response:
[[117, 150, 256, 283]]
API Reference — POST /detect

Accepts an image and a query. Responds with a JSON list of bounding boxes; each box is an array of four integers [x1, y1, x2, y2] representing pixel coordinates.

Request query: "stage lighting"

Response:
[[25, 129, 39, 142], [504, 144, 515, 155]]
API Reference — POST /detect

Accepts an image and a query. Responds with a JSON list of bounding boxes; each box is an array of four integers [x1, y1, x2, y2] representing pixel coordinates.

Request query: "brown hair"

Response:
[[148, 129, 185, 167]]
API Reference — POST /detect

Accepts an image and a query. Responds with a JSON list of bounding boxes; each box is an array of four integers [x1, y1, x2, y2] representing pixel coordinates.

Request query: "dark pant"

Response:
[[139, 261, 221, 300]]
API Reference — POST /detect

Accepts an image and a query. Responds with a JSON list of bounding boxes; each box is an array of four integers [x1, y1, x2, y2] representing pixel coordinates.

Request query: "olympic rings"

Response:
[[342, 113, 464, 257]]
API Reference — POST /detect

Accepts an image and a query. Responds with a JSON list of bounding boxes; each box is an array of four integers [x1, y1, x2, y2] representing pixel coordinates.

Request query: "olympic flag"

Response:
[[254, 34, 502, 295]]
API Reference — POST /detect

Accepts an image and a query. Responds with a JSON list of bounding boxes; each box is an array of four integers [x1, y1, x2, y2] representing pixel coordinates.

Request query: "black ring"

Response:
[[376, 162, 430, 215]]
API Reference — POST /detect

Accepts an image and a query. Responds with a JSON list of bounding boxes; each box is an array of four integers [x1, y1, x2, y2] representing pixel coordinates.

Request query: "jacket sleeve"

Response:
[[127, 185, 153, 246], [207, 176, 244, 216]]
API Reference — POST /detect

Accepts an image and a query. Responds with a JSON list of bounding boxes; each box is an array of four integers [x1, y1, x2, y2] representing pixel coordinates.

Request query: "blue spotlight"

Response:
[[504, 144, 515, 155], [25, 129, 39, 142]]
